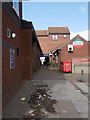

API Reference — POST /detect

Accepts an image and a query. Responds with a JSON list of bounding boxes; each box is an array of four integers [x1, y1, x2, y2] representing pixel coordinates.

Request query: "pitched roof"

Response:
[[48, 27, 70, 34], [50, 42, 65, 53], [36, 27, 70, 36], [58, 34, 88, 50], [52, 34, 88, 54], [70, 34, 87, 42], [36, 30, 48, 36]]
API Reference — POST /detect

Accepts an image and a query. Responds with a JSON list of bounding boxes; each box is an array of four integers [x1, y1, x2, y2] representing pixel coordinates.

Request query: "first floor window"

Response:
[[10, 49, 15, 69], [64, 34, 67, 38], [52, 35, 58, 40]]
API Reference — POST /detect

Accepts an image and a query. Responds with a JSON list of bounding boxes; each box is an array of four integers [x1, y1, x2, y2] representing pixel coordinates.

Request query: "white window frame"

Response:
[[52, 35, 55, 40], [64, 34, 67, 38], [55, 35, 58, 40], [7, 28, 11, 38], [52, 35, 58, 40]]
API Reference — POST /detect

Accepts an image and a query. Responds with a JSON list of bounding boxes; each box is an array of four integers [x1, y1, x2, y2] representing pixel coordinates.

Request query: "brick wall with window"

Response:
[[2, 2, 41, 104], [60, 35, 88, 62], [2, 3, 22, 96], [56, 35, 88, 70], [48, 34, 70, 52], [36, 27, 70, 55], [32, 41, 41, 72]]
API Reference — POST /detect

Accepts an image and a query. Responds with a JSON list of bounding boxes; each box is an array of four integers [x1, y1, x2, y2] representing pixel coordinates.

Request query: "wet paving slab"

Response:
[[20, 83, 58, 119], [58, 100, 79, 114], [2, 79, 88, 119], [2, 81, 36, 118]]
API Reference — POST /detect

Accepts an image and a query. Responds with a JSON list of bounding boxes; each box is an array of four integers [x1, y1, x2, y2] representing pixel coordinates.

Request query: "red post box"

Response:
[[61, 61, 72, 72]]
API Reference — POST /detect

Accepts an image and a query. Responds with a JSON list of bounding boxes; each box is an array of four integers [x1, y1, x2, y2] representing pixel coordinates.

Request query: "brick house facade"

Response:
[[36, 27, 70, 55], [36, 27, 70, 64], [60, 35, 88, 62], [2, 1, 41, 103], [53, 35, 88, 70]]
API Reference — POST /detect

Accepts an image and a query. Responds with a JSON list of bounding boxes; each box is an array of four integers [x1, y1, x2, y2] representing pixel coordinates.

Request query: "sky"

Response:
[[22, 2, 88, 40]]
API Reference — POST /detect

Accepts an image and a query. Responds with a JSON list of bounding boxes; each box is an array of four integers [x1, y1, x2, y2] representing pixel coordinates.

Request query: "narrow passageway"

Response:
[[3, 65, 88, 119], [32, 65, 65, 80]]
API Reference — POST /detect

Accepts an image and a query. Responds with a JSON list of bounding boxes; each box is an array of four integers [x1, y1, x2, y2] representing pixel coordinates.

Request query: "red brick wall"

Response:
[[2, 8, 22, 95], [37, 47, 40, 68], [48, 34, 70, 52], [32, 41, 38, 72], [32, 41, 40, 72], [61, 36, 88, 62], [20, 29, 32, 80], [38, 34, 70, 54], [2, 4, 41, 96]]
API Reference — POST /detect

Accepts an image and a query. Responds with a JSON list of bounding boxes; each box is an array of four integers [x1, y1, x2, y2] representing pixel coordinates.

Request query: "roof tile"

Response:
[[48, 27, 70, 34], [36, 30, 48, 36]]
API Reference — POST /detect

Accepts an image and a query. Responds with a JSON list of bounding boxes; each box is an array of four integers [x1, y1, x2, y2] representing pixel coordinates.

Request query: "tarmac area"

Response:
[[2, 66, 89, 119]]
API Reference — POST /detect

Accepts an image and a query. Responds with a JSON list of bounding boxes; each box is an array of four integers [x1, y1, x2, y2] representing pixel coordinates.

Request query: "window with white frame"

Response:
[[64, 34, 67, 38], [7, 28, 11, 38], [52, 35, 58, 40]]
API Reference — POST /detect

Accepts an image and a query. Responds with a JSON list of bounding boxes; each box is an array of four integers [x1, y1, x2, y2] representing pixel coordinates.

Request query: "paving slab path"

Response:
[[2, 66, 88, 119]]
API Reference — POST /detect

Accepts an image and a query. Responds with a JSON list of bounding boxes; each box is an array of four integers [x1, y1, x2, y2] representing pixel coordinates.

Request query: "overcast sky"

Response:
[[22, 2, 88, 40]]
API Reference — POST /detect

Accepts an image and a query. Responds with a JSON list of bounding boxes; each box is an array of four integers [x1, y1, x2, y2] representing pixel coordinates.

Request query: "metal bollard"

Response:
[[81, 70, 84, 82]]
